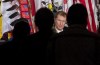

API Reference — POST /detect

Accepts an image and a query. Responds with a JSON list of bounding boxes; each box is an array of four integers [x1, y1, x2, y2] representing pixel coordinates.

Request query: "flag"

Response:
[[63, 0, 68, 12], [53, 0, 63, 12], [34, 0, 53, 11], [34, 0, 42, 11], [30, 0, 36, 33], [1, 0, 20, 39], [30, 0, 35, 17], [63, 0, 73, 12], [91, 0, 99, 32], [48, 0, 53, 11], [74, 0, 98, 32], [19, 0, 35, 33]]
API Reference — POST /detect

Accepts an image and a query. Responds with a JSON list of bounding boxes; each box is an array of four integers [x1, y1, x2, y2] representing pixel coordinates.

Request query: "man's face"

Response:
[[55, 15, 66, 30]]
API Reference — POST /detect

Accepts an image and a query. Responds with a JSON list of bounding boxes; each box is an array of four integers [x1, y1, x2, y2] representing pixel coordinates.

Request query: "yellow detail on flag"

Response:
[[0, 1, 2, 39], [48, 3, 53, 11], [0, 16, 2, 39], [8, 32, 12, 40]]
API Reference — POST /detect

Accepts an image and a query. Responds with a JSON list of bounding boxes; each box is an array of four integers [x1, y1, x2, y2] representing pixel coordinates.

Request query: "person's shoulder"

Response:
[[85, 30, 100, 38], [29, 32, 41, 38], [55, 26, 99, 39], [63, 27, 68, 31], [0, 41, 11, 48], [52, 26, 57, 34]]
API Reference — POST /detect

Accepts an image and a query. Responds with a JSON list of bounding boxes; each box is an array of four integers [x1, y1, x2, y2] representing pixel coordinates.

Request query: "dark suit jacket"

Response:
[[47, 25, 100, 65], [26, 30, 54, 65]]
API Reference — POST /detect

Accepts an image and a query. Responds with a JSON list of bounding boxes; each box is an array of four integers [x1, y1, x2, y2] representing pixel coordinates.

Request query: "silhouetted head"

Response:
[[34, 7, 54, 32], [13, 18, 30, 39], [67, 4, 88, 27]]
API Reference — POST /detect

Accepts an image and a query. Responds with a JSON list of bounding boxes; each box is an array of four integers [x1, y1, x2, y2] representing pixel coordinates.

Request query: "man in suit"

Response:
[[53, 11, 68, 34], [47, 4, 100, 65], [29, 7, 54, 65]]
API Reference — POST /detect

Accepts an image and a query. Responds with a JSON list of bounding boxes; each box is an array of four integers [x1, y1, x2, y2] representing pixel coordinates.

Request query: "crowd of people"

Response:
[[0, 3, 100, 65]]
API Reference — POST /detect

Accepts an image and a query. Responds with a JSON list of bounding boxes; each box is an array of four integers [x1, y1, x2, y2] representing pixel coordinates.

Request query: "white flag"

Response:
[[1, 0, 20, 35]]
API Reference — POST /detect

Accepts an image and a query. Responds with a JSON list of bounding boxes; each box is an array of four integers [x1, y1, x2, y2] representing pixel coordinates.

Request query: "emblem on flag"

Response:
[[21, 5, 28, 11], [22, 12, 30, 18]]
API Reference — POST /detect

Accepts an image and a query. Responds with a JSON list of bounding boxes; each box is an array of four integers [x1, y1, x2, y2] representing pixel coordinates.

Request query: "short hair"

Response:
[[55, 11, 67, 18], [13, 18, 30, 38], [67, 4, 88, 26], [34, 7, 54, 31]]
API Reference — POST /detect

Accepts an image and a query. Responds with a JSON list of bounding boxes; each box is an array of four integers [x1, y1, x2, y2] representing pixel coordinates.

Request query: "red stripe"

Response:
[[30, 0, 35, 16], [85, 0, 92, 32], [63, 0, 67, 12], [87, 18, 92, 32], [30, 0, 36, 33], [64, 0, 67, 4], [79, 0, 92, 31], [73, 0, 77, 4], [79, 0, 86, 6], [88, 0, 97, 32]]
